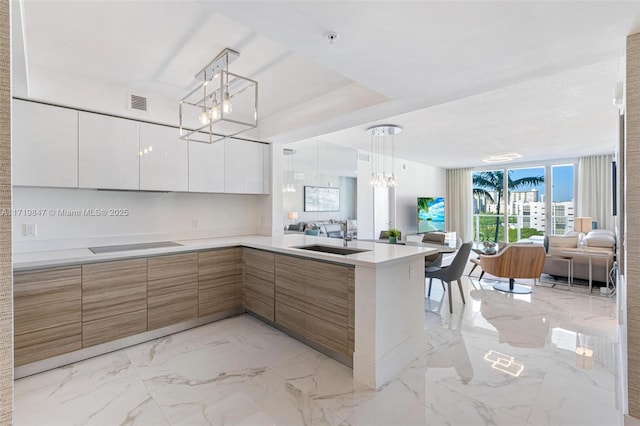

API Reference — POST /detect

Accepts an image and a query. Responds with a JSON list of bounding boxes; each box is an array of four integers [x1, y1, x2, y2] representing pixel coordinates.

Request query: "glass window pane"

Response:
[[472, 164, 575, 242], [506, 167, 545, 243], [472, 170, 506, 242], [551, 164, 575, 236]]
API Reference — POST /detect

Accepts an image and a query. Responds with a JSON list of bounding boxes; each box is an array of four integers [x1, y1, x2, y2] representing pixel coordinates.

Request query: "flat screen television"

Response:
[[418, 197, 445, 233]]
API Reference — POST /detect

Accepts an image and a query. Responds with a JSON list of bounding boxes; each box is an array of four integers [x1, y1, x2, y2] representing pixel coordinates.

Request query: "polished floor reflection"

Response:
[[15, 274, 619, 425]]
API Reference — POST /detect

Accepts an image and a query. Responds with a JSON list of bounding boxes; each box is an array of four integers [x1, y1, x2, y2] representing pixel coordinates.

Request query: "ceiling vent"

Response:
[[128, 93, 148, 112]]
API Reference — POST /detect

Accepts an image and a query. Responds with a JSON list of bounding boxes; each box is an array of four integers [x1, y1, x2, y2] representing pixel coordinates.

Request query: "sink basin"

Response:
[[295, 244, 370, 256]]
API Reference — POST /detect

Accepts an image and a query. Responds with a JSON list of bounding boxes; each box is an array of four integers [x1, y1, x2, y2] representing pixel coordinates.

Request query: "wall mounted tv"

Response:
[[418, 197, 445, 233]]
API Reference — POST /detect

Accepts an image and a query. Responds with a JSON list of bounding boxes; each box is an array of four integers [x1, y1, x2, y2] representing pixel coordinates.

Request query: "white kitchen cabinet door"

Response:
[[139, 123, 187, 191], [224, 140, 265, 194], [188, 140, 225, 193], [262, 143, 271, 194], [78, 112, 139, 190], [13, 100, 78, 188]]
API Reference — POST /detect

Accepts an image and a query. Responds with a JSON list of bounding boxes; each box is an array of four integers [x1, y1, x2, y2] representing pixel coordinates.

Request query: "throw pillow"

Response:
[[547, 235, 578, 249], [584, 233, 615, 248]]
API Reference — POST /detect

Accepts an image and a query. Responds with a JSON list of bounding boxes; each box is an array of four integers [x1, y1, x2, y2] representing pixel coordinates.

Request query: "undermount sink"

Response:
[[294, 244, 370, 256]]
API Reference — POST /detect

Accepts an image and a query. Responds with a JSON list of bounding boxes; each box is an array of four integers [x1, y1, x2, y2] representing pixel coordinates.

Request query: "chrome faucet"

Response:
[[343, 221, 352, 247]]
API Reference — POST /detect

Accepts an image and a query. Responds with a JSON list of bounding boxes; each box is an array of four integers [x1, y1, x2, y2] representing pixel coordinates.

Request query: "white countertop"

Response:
[[13, 234, 437, 271]]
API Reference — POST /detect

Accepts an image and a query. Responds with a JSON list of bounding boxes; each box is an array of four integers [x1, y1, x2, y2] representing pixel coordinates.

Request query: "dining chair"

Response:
[[379, 230, 401, 240], [425, 241, 473, 314]]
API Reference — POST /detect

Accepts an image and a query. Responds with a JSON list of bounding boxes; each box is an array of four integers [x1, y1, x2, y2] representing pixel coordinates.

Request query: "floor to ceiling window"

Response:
[[473, 162, 576, 242]]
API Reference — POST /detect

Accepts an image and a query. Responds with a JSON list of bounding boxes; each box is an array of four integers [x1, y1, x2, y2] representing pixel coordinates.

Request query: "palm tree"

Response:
[[473, 171, 544, 242]]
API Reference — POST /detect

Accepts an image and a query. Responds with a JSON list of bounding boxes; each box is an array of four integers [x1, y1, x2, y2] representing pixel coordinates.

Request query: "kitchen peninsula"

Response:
[[13, 235, 436, 389]]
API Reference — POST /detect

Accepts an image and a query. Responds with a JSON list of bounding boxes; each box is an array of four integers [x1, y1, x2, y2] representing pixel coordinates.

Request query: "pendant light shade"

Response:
[[367, 124, 401, 188], [179, 48, 258, 144]]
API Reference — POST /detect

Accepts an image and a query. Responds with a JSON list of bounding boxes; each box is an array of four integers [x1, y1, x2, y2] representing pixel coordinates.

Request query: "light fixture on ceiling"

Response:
[[482, 153, 522, 163], [367, 124, 401, 188], [283, 148, 297, 193], [179, 48, 258, 144], [138, 145, 153, 157]]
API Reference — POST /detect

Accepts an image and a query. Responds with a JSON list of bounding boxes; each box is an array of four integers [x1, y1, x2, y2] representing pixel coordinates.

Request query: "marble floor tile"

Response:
[[15, 351, 167, 426], [270, 350, 377, 421], [14, 271, 620, 426]]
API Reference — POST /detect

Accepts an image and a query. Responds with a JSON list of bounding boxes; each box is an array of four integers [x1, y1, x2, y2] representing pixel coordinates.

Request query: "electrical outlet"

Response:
[[409, 264, 415, 278], [191, 218, 198, 229], [24, 224, 37, 237]]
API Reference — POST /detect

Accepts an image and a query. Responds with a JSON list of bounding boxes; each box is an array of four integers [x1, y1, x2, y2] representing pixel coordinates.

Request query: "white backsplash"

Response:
[[12, 187, 270, 252]]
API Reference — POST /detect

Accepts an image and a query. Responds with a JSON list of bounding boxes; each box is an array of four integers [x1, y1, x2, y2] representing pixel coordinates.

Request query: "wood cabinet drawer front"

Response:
[[15, 323, 82, 366], [148, 253, 198, 280], [275, 255, 310, 275], [306, 314, 348, 356], [199, 249, 238, 279], [82, 259, 147, 330], [148, 287, 198, 330], [243, 287, 274, 321], [243, 249, 274, 273], [199, 284, 237, 317], [275, 275, 305, 306], [83, 298, 147, 323], [199, 273, 237, 291], [306, 279, 348, 319], [244, 270, 275, 299], [302, 260, 352, 282], [275, 302, 305, 336], [82, 259, 147, 318], [305, 305, 347, 329], [83, 258, 147, 283], [148, 274, 198, 295], [83, 309, 148, 348], [14, 267, 82, 335], [275, 292, 305, 314], [274, 258, 305, 302]]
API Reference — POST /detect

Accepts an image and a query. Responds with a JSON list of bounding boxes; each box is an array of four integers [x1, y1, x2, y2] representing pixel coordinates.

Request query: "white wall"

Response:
[[25, 66, 179, 126], [357, 152, 446, 239], [13, 187, 269, 252]]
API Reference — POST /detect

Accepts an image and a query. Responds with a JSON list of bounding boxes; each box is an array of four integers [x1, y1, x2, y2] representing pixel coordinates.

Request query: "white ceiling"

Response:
[[12, 1, 640, 168]]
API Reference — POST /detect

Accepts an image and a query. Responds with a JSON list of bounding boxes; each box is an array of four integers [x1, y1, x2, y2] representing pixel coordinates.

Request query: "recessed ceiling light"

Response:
[[482, 153, 522, 163]]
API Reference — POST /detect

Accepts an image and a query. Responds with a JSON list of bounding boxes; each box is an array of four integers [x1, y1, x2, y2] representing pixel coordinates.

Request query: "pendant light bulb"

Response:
[[199, 108, 210, 125], [209, 99, 220, 120], [222, 92, 233, 114]]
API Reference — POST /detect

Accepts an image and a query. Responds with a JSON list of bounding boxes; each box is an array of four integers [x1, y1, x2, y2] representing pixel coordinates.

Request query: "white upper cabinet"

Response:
[[188, 140, 225, 193], [224, 140, 266, 194], [78, 112, 140, 190], [139, 123, 187, 191], [262, 143, 271, 194], [13, 100, 79, 188], [14, 100, 270, 194]]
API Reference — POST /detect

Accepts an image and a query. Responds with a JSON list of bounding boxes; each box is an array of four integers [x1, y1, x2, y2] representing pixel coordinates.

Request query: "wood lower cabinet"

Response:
[[148, 253, 198, 330], [274, 255, 355, 357], [198, 248, 241, 317], [15, 246, 355, 368], [242, 248, 275, 321], [82, 259, 148, 347], [14, 267, 82, 366]]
